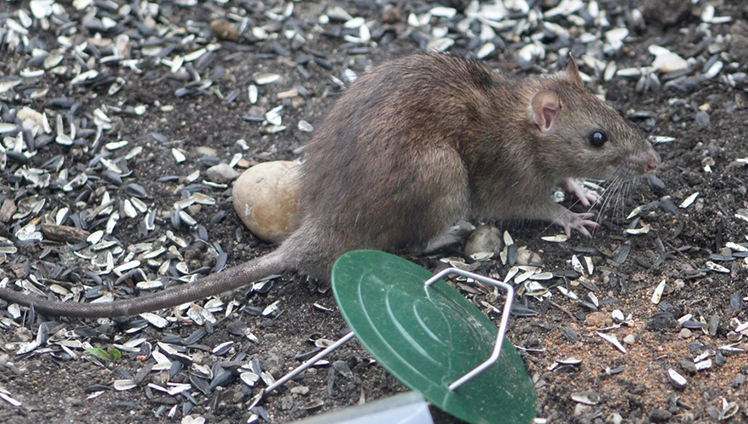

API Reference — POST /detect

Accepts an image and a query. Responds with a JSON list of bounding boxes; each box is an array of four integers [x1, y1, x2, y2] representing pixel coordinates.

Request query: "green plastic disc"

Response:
[[332, 250, 536, 424]]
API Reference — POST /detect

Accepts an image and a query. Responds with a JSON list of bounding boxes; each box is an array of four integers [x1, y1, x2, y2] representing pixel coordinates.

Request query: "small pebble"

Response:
[[695, 111, 710, 128], [515, 248, 542, 266], [607, 412, 623, 424], [13, 327, 33, 343], [585, 312, 607, 327], [196, 146, 217, 156], [290, 386, 309, 395], [0, 199, 17, 223], [678, 328, 692, 339], [649, 408, 672, 423], [206, 163, 240, 183], [464, 224, 504, 255], [573, 403, 592, 416], [280, 395, 294, 410], [732, 374, 745, 387], [382, 6, 402, 24], [623, 334, 636, 345], [211, 19, 237, 41]]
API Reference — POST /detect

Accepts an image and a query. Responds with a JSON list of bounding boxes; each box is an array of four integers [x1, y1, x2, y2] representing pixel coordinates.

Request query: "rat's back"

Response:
[[292, 54, 500, 278]]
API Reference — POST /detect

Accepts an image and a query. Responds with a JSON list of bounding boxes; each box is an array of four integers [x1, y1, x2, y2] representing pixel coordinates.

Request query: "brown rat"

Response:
[[0, 53, 660, 317]]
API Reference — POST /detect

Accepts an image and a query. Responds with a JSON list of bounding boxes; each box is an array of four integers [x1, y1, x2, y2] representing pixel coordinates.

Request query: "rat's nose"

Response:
[[643, 151, 660, 172]]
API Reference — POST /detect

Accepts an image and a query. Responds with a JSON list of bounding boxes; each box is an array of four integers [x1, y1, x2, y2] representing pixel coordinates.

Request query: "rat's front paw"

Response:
[[556, 210, 597, 237], [560, 179, 600, 208]]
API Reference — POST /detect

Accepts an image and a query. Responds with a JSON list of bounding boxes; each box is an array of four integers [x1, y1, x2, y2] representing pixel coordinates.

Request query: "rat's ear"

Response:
[[565, 54, 584, 86], [530, 90, 561, 133]]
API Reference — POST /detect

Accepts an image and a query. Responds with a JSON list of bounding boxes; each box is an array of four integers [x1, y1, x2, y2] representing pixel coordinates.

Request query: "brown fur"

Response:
[[0, 53, 660, 317]]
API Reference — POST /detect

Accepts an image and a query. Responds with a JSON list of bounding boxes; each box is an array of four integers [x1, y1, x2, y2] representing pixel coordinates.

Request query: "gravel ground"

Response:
[[1, 1, 748, 423]]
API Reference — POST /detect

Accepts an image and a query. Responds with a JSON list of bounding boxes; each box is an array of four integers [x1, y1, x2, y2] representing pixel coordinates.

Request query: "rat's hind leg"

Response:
[[300, 142, 471, 259], [554, 208, 597, 237], [366, 145, 471, 254], [411, 148, 472, 252], [424, 223, 468, 252]]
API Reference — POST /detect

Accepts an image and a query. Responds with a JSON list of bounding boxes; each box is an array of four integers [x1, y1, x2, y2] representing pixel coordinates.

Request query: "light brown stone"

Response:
[[464, 224, 504, 255], [678, 328, 693, 339], [233, 161, 301, 243], [0, 199, 16, 223], [585, 311, 607, 328]]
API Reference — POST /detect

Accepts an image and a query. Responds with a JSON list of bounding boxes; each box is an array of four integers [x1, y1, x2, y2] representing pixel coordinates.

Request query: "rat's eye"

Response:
[[588, 131, 608, 147]]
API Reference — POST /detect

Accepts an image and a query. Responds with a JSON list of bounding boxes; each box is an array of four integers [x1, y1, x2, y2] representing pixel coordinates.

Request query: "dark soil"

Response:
[[1, 1, 748, 423]]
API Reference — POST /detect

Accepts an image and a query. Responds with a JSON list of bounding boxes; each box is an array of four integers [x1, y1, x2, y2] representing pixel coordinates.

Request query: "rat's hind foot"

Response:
[[561, 179, 600, 207], [557, 211, 597, 237]]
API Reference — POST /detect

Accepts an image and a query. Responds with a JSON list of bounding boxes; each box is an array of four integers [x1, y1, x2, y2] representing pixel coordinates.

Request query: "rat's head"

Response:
[[528, 56, 660, 181]]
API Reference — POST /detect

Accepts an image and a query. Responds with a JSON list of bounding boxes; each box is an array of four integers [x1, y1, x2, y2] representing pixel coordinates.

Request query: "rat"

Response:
[[0, 53, 660, 318]]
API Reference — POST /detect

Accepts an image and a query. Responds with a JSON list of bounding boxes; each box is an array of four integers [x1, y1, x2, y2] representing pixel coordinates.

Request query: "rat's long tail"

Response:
[[0, 247, 290, 318]]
